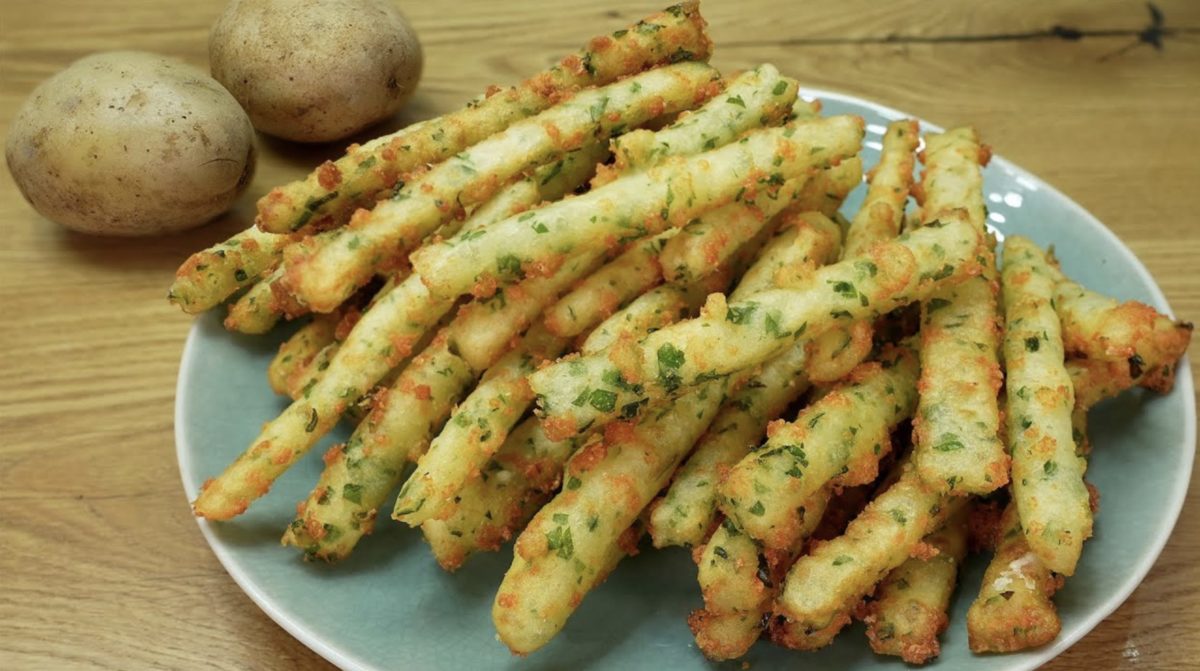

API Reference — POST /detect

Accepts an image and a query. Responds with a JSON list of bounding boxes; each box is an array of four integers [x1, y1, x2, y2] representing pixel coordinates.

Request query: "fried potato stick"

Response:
[[282, 63, 720, 312], [767, 481, 878, 653], [267, 315, 338, 395], [169, 226, 289, 314], [529, 214, 981, 440], [445, 249, 607, 371], [224, 269, 286, 335], [235, 140, 608, 333], [776, 466, 956, 634], [543, 232, 674, 338], [530, 69, 796, 337], [403, 238, 707, 526], [726, 212, 842, 298], [843, 120, 919, 257], [722, 343, 919, 550], [656, 176, 811, 286], [493, 376, 737, 654], [578, 284, 691, 354], [611, 63, 798, 173], [915, 127, 990, 226], [861, 505, 969, 664], [1051, 266, 1192, 394], [805, 119, 919, 384], [911, 127, 1007, 496], [286, 225, 624, 557], [1002, 236, 1091, 576], [637, 89, 814, 280], [255, 2, 714, 235], [796, 156, 864, 217], [1065, 356, 1167, 413], [280, 337, 475, 560], [413, 116, 866, 300], [284, 342, 339, 400], [966, 502, 1062, 653], [648, 341, 813, 549]]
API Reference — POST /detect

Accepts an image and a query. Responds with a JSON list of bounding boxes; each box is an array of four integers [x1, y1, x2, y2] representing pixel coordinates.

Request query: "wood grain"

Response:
[[1, 1, 1197, 669]]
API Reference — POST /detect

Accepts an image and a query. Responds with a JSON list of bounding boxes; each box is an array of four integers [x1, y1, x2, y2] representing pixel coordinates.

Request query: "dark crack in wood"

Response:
[[722, 2, 1197, 58]]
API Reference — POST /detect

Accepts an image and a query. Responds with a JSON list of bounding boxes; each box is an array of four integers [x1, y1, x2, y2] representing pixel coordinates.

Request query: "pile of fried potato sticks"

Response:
[[171, 2, 1191, 663]]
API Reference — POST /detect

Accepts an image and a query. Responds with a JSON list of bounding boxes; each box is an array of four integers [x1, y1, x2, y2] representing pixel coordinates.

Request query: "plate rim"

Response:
[[175, 86, 1197, 671]]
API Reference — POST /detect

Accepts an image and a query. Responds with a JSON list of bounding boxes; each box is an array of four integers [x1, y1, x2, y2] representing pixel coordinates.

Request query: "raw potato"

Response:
[[5, 51, 256, 236], [210, 0, 423, 142]]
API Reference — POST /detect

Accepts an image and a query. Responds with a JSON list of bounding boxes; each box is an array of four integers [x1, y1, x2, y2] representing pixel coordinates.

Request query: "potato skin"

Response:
[[210, 0, 424, 143], [5, 51, 256, 236]]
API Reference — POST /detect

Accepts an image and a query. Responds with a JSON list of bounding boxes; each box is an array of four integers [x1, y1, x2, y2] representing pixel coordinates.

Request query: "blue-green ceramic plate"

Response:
[[176, 89, 1194, 670]]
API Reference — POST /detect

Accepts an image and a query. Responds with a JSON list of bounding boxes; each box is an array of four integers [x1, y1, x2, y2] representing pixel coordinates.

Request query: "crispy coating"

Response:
[[730, 212, 843, 299], [791, 157, 863, 219], [580, 284, 691, 355], [912, 127, 1007, 496], [419, 273, 691, 565], [657, 172, 835, 285], [446, 249, 608, 371], [1052, 266, 1192, 395], [529, 213, 982, 438], [169, 226, 287, 314], [805, 319, 874, 384], [769, 611, 850, 651], [967, 502, 1062, 653], [913, 127, 990, 227], [659, 176, 809, 286], [224, 268, 288, 335], [402, 85, 786, 527], [721, 344, 919, 550], [191, 140, 604, 520], [657, 95, 851, 285], [539, 67, 798, 338], [283, 342, 339, 401], [648, 340, 813, 549], [913, 268, 1007, 495], [267, 315, 339, 395], [688, 609, 763, 660], [543, 233, 673, 338], [843, 119, 920, 257], [806, 120, 918, 384], [420, 284, 686, 568], [861, 506, 969, 664], [612, 64, 797, 173], [1002, 236, 1092, 576], [650, 95, 843, 286]]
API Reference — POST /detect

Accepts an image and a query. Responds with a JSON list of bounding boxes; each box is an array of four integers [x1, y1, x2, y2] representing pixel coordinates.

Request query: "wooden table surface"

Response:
[[2, 1, 1197, 668]]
